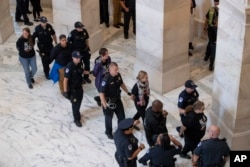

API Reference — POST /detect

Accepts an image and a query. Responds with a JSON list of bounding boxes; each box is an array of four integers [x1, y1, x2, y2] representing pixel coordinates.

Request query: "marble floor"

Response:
[[0, 6, 217, 167]]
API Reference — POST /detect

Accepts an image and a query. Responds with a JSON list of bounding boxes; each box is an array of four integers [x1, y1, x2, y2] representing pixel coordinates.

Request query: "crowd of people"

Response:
[[14, 0, 230, 166]]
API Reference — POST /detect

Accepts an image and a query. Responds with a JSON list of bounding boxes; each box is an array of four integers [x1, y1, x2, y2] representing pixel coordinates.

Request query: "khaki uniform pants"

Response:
[[112, 0, 122, 25], [59, 67, 65, 93]]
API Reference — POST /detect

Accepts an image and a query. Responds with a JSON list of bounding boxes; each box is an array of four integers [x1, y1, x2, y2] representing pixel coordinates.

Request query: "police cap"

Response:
[[185, 80, 197, 89], [72, 50, 83, 58], [118, 118, 134, 130], [40, 16, 48, 23], [74, 21, 84, 28]]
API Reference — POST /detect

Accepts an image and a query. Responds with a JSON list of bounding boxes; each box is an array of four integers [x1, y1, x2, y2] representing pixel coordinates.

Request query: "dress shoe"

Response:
[[74, 120, 82, 127], [124, 35, 129, 39], [209, 65, 214, 71], [118, 23, 124, 26], [180, 153, 191, 159], [113, 24, 120, 28], [106, 133, 114, 140], [105, 23, 110, 28], [28, 84, 33, 89], [204, 56, 209, 61], [34, 18, 40, 22], [189, 42, 194, 50], [15, 19, 24, 22], [188, 51, 193, 56], [31, 78, 35, 83], [24, 22, 33, 26]]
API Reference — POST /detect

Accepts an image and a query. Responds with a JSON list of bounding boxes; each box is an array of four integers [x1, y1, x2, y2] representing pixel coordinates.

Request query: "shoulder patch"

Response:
[[197, 142, 202, 147], [128, 144, 132, 150], [101, 81, 106, 86], [65, 68, 69, 73], [178, 97, 183, 103]]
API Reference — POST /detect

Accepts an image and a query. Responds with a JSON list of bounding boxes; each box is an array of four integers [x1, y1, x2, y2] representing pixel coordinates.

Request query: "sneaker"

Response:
[[24, 22, 33, 26], [74, 120, 82, 127], [31, 78, 35, 83], [180, 153, 191, 159], [28, 84, 33, 89], [134, 125, 140, 131]]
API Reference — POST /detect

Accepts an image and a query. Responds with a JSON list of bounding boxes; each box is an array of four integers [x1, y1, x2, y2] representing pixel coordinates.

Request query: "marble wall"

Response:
[[210, 0, 250, 150], [0, 0, 14, 44], [52, 0, 103, 52], [135, 0, 190, 94]]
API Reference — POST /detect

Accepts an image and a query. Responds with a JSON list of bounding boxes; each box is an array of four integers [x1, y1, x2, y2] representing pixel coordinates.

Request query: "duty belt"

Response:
[[106, 97, 118, 109]]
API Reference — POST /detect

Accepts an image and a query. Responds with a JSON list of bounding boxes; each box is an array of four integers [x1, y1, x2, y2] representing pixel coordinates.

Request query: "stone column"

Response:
[[210, 0, 250, 150], [0, 0, 14, 44], [52, 0, 103, 52], [135, 0, 191, 94]]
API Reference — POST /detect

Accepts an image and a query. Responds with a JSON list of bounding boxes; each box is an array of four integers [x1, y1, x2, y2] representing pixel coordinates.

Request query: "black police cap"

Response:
[[74, 21, 84, 28], [185, 80, 197, 89], [118, 118, 134, 130]]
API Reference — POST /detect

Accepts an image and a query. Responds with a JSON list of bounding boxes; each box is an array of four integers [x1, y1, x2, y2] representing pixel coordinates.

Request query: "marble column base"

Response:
[[88, 29, 103, 54]]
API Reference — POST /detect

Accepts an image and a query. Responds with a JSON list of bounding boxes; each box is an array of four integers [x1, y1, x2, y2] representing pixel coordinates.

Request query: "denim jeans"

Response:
[[19, 56, 37, 85]]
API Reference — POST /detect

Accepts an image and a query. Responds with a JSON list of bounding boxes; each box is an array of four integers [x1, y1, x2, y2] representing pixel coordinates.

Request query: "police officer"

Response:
[[120, 0, 135, 39], [144, 99, 168, 147], [92, 48, 111, 106], [203, 0, 219, 62], [63, 51, 84, 127], [192, 125, 230, 167], [177, 79, 199, 137], [15, 0, 33, 26], [99, 62, 131, 139], [114, 118, 145, 167], [33, 16, 57, 79], [68, 21, 91, 84], [49, 34, 72, 94], [139, 133, 182, 167]]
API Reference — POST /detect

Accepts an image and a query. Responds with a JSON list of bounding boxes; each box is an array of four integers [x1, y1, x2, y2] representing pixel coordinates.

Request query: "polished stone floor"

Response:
[[0, 6, 218, 167]]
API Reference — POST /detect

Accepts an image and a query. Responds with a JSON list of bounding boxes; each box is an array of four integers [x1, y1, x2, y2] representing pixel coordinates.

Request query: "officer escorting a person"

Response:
[[92, 48, 111, 106], [192, 125, 230, 167], [144, 99, 168, 147], [139, 133, 182, 167], [49, 34, 72, 94], [63, 51, 84, 127], [33, 16, 57, 79], [68, 21, 92, 84], [99, 62, 131, 139], [114, 118, 145, 167]]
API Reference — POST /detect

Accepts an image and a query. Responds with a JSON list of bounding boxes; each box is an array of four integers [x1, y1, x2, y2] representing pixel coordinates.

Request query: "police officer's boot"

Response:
[[84, 74, 91, 83]]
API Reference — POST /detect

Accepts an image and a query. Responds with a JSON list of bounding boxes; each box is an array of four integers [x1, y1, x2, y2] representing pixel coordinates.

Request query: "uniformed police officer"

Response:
[[33, 16, 57, 79], [139, 133, 182, 167], [203, 0, 219, 62], [177, 79, 199, 137], [192, 125, 230, 167], [63, 51, 84, 127], [144, 99, 168, 147], [99, 62, 131, 139], [114, 118, 145, 167], [68, 21, 91, 84], [120, 0, 135, 39]]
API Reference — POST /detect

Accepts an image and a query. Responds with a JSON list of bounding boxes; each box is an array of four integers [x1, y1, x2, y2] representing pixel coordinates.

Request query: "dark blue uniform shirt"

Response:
[[64, 61, 84, 89], [33, 23, 55, 46], [68, 29, 89, 50], [99, 73, 123, 98], [194, 138, 230, 167], [139, 145, 181, 167], [178, 89, 199, 110]]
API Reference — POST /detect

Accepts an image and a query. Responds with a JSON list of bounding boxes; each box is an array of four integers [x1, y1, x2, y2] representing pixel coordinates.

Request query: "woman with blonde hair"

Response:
[[16, 27, 37, 89], [131, 70, 150, 130]]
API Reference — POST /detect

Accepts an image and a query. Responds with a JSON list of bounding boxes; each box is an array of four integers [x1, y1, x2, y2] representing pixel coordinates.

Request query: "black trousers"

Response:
[[15, 0, 30, 23], [30, 0, 40, 19], [115, 152, 137, 167], [209, 43, 216, 68], [70, 87, 83, 121], [123, 9, 136, 36], [99, 0, 109, 25], [103, 98, 125, 135], [78, 50, 91, 71], [205, 27, 215, 60], [38, 44, 53, 76], [182, 135, 200, 155], [133, 102, 148, 122]]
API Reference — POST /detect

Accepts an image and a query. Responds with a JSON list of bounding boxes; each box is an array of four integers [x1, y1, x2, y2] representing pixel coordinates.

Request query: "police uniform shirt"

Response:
[[64, 61, 84, 88], [194, 138, 230, 167], [114, 129, 138, 160], [178, 89, 199, 110], [68, 29, 89, 50], [139, 145, 181, 166], [33, 24, 56, 45], [99, 73, 123, 98]]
